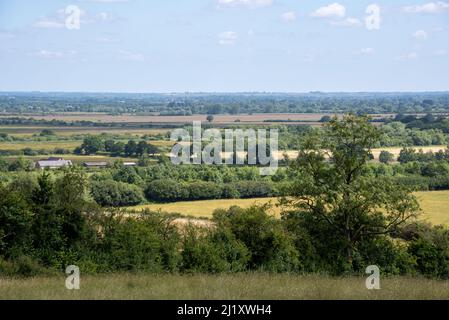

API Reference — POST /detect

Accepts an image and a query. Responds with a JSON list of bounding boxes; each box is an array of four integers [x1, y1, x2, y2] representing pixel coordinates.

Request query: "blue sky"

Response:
[[0, 0, 448, 92]]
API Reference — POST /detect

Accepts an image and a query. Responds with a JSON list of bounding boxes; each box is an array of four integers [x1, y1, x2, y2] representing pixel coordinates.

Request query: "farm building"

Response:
[[35, 157, 72, 169], [83, 161, 108, 168]]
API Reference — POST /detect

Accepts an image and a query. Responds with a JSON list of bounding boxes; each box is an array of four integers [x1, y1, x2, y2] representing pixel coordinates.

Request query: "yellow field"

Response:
[[129, 191, 449, 225], [129, 198, 283, 218], [0, 139, 172, 151], [415, 191, 449, 226], [2, 154, 138, 164], [0, 126, 170, 137], [0, 140, 82, 151]]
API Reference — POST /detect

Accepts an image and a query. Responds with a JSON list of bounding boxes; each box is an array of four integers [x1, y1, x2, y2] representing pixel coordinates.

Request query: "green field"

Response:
[[129, 191, 449, 225], [1, 273, 448, 300]]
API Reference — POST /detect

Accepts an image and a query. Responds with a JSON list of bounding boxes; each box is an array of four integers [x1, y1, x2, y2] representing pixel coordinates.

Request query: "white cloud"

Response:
[[358, 47, 375, 55], [218, 31, 238, 45], [403, 1, 449, 13], [33, 50, 77, 59], [33, 18, 65, 29], [397, 52, 419, 60], [281, 11, 296, 22], [311, 3, 346, 18], [413, 30, 428, 40], [118, 50, 145, 62], [434, 49, 448, 56], [217, 0, 273, 9], [330, 17, 362, 27], [81, 0, 129, 2]]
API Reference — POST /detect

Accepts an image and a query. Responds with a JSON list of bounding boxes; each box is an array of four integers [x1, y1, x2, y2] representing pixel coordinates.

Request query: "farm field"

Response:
[[0, 113, 390, 124], [1, 154, 139, 164], [128, 197, 283, 218], [1, 273, 448, 300], [129, 191, 449, 225], [0, 139, 173, 152], [0, 126, 170, 137]]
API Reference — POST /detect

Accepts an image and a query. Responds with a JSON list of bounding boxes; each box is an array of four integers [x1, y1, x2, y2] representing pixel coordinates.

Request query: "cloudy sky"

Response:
[[0, 0, 448, 92]]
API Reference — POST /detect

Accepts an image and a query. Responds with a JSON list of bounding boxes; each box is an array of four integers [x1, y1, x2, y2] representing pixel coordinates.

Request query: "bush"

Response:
[[180, 226, 249, 273], [93, 212, 180, 272], [232, 180, 275, 198], [213, 205, 299, 272], [187, 181, 223, 200], [407, 224, 449, 278], [90, 180, 144, 207], [144, 179, 189, 202]]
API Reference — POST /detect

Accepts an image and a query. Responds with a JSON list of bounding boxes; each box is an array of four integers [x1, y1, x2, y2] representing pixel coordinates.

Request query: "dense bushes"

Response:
[[90, 180, 144, 207]]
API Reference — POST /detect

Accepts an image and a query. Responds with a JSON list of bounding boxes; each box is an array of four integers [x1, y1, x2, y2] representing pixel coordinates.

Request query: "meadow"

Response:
[[1, 273, 448, 300], [129, 191, 449, 225]]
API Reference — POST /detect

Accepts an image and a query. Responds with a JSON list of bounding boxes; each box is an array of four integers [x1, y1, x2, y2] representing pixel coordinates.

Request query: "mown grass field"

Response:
[[1, 154, 139, 164], [0, 139, 173, 152], [129, 191, 449, 225], [1, 273, 448, 300], [0, 126, 170, 137]]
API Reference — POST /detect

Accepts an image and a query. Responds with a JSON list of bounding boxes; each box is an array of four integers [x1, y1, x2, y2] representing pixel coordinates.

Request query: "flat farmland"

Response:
[[128, 197, 283, 218], [0, 126, 170, 137], [2, 154, 138, 164], [128, 191, 449, 225], [0, 113, 389, 124], [0, 140, 82, 151]]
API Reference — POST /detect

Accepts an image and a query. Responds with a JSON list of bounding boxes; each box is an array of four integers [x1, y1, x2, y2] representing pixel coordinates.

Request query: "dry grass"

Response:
[[0, 273, 448, 300], [128, 198, 282, 218], [128, 191, 449, 226], [415, 191, 449, 226], [0, 126, 170, 137]]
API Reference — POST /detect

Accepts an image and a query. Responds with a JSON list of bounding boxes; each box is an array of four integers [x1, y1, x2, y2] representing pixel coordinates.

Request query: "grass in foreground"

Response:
[[1, 274, 449, 300]]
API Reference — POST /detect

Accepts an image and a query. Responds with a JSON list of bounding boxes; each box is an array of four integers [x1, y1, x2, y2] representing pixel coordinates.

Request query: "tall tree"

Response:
[[289, 115, 420, 270]]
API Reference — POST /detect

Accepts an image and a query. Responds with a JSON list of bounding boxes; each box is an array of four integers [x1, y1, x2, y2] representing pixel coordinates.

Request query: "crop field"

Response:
[[1, 154, 139, 164], [0, 139, 173, 152], [0, 113, 390, 124], [128, 191, 449, 225], [0, 126, 170, 137], [128, 197, 283, 218], [1, 273, 448, 300]]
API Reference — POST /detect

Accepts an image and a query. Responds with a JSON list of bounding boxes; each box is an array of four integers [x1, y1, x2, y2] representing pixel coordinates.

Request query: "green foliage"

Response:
[[289, 115, 420, 270], [145, 179, 189, 202], [379, 150, 395, 164], [90, 180, 144, 207], [180, 226, 249, 273], [213, 205, 300, 272]]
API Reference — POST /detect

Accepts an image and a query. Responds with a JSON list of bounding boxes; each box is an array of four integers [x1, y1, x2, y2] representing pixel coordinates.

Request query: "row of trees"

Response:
[[75, 136, 160, 157]]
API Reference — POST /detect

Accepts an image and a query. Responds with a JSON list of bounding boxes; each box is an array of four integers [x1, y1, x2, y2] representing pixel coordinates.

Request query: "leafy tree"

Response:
[[206, 115, 214, 122], [90, 180, 144, 207], [379, 150, 395, 164], [288, 115, 420, 270], [81, 136, 104, 155], [136, 141, 149, 156], [0, 184, 33, 257], [124, 140, 137, 157], [39, 129, 55, 136]]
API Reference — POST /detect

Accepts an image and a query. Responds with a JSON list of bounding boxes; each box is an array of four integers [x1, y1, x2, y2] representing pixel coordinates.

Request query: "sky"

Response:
[[0, 0, 448, 92]]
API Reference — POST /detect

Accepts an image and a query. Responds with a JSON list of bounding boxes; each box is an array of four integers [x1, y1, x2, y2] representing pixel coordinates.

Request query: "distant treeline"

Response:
[[1, 92, 449, 115]]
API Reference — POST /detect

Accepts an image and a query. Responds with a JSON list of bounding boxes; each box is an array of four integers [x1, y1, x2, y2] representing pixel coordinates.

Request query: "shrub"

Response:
[[213, 205, 299, 272], [187, 181, 223, 200], [144, 179, 189, 202], [90, 180, 144, 207], [180, 226, 249, 273]]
